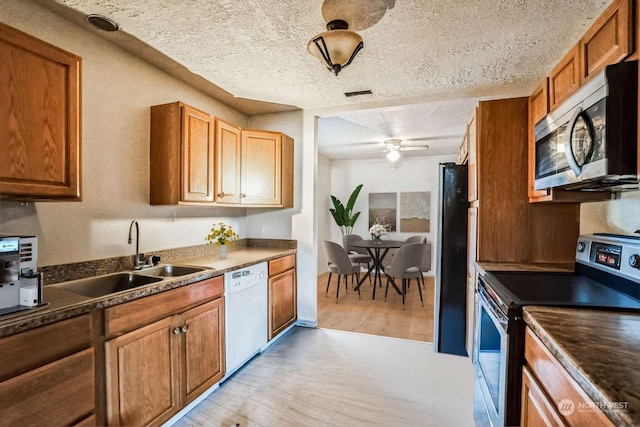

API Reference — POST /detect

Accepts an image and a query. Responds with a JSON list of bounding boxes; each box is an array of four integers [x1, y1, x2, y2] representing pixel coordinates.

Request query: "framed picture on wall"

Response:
[[400, 191, 430, 232], [369, 192, 397, 231]]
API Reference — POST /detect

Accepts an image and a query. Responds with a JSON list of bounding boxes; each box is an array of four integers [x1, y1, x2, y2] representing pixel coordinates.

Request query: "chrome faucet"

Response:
[[128, 220, 144, 270]]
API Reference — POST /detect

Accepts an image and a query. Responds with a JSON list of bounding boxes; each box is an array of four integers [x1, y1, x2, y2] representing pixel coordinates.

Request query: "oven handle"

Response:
[[478, 285, 509, 333]]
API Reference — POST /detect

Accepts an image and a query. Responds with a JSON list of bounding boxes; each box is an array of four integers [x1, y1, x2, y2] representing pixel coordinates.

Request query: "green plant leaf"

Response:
[[349, 211, 361, 227], [346, 184, 363, 211]]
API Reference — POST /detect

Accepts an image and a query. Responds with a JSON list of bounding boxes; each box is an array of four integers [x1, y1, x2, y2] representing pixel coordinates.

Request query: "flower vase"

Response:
[[372, 234, 381, 243], [218, 245, 227, 259]]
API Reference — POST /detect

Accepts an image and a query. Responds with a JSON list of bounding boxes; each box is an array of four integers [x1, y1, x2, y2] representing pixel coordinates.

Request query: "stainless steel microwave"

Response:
[[534, 60, 638, 191]]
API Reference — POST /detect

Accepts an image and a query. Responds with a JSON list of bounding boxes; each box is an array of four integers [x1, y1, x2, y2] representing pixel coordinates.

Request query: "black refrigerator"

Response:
[[434, 162, 469, 356]]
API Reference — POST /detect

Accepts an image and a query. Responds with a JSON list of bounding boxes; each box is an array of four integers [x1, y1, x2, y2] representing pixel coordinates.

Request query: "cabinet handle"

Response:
[[240, 193, 246, 198], [173, 327, 181, 335], [181, 325, 188, 333], [217, 192, 225, 198]]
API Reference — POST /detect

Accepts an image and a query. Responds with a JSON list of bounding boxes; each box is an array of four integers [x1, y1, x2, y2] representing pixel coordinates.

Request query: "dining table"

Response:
[[350, 239, 406, 299]]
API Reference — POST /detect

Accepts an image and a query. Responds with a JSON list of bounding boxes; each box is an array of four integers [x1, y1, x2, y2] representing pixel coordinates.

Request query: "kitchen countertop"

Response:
[[0, 247, 295, 338], [476, 262, 575, 273], [524, 306, 640, 426]]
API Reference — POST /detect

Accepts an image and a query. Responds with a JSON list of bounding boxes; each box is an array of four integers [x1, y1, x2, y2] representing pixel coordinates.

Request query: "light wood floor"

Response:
[[174, 327, 481, 427], [317, 272, 435, 342]]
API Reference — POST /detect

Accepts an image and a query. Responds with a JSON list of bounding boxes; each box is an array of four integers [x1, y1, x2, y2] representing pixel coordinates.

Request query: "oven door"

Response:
[[474, 284, 509, 427]]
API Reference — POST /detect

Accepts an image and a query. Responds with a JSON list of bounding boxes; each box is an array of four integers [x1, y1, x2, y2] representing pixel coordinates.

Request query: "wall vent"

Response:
[[344, 90, 372, 98]]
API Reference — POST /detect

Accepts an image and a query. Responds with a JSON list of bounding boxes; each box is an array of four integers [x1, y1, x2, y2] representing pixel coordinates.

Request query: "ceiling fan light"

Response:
[[307, 20, 363, 76], [386, 148, 400, 162]]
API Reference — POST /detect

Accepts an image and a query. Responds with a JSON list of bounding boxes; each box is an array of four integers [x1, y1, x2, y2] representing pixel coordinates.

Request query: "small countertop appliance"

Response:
[[0, 235, 47, 317]]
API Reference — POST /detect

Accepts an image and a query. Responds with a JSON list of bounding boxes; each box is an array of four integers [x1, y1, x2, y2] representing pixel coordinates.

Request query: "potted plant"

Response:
[[206, 222, 239, 259], [330, 184, 363, 235]]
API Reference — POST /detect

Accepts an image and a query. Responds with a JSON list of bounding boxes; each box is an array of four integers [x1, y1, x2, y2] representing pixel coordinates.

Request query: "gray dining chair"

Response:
[[384, 243, 425, 309], [343, 234, 372, 286], [404, 236, 427, 289], [322, 240, 361, 301]]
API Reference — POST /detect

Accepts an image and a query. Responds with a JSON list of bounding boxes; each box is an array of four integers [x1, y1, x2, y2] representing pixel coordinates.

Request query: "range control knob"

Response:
[[629, 254, 640, 269], [577, 241, 586, 253]]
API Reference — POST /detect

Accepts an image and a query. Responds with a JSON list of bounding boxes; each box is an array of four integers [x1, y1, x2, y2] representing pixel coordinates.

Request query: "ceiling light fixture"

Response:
[[307, 19, 363, 76], [386, 147, 400, 162]]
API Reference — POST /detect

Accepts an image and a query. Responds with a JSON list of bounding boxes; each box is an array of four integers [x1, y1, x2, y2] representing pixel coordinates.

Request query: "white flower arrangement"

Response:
[[369, 223, 388, 237]]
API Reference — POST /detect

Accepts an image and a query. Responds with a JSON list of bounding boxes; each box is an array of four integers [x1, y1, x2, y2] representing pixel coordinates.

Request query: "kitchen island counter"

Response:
[[524, 306, 640, 427]]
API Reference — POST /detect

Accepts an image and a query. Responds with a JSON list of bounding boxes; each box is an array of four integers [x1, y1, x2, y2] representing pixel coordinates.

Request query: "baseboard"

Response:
[[296, 318, 317, 328], [161, 382, 220, 427]]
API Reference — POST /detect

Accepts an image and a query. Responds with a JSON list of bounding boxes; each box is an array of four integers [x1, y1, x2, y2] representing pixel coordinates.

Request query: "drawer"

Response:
[[105, 276, 223, 337], [0, 347, 95, 427], [524, 328, 613, 427], [269, 254, 295, 277], [0, 314, 92, 381]]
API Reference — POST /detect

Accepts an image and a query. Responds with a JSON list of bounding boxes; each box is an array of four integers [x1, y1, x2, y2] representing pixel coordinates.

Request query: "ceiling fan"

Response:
[[375, 139, 429, 162]]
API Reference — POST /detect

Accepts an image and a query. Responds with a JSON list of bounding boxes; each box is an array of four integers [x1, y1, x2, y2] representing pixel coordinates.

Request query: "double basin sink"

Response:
[[48, 265, 210, 298]]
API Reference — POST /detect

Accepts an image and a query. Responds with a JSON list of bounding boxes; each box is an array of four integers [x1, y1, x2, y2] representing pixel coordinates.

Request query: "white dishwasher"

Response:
[[224, 262, 268, 379]]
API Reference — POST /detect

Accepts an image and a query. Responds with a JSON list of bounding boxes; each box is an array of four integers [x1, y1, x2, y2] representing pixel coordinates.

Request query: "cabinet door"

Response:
[[528, 80, 551, 201], [215, 119, 241, 204], [0, 348, 94, 427], [241, 130, 282, 205], [106, 317, 179, 427], [0, 22, 81, 200], [549, 44, 581, 111], [179, 297, 225, 404], [580, 0, 632, 82], [467, 111, 478, 201], [268, 268, 297, 340], [521, 367, 565, 427], [181, 105, 214, 202]]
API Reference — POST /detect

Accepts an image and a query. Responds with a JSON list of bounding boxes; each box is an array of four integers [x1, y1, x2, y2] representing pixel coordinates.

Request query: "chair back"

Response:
[[388, 243, 425, 278], [323, 241, 355, 274], [343, 234, 368, 255], [405, 235, 426, 244]]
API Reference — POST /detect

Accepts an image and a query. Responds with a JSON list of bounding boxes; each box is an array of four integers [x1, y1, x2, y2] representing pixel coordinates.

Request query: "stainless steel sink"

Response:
[[137, 265, 207, 277], [50, 273, 163, 298]]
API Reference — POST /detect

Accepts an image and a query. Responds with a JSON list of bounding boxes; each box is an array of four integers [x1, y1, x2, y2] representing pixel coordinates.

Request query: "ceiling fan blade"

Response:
[[399, 146, 429, 151]]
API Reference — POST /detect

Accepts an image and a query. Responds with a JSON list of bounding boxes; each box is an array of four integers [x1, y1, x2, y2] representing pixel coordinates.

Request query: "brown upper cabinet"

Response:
[[528, 80, 550, 201], [241, 130, 294, 207], [528, 0, 634, 201], [215, 119, 242, 204], [580, 0, 633, 82], [151, 103, 294, 207], [215, 125, 294, 207], [0, 22, 81, 201], [150, 102, 215, 205], [549, 44, 581, 111]]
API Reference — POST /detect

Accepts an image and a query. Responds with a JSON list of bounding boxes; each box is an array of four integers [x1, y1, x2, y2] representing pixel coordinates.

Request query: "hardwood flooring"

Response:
[[173, 327, 480, 427], [317, 272, 435, 342]]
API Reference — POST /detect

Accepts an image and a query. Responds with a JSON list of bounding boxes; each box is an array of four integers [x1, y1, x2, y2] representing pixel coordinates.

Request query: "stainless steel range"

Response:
[[475, 233, 640, 427]]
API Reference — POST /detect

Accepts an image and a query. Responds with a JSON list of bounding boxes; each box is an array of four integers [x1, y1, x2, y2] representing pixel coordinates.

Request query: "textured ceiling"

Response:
[[39, 0, 611, 159]]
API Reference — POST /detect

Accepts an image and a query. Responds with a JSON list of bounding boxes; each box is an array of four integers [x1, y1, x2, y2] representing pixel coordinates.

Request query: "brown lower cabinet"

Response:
[[103, 277, 225, 427], [0, 314, 95, 427], [522, 327, 613, 427], [268, 254, 297, 340]]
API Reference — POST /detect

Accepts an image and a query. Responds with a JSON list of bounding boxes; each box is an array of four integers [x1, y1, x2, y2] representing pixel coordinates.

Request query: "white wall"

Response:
[[580, 191, 640, 234], [317, 154, 332, 271], [326, 155, 457, 273], [0, 0, 252, 266]]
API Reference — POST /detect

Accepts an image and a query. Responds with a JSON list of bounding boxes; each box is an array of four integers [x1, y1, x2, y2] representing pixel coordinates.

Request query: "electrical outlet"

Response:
[[259, 226, 266, 234]]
